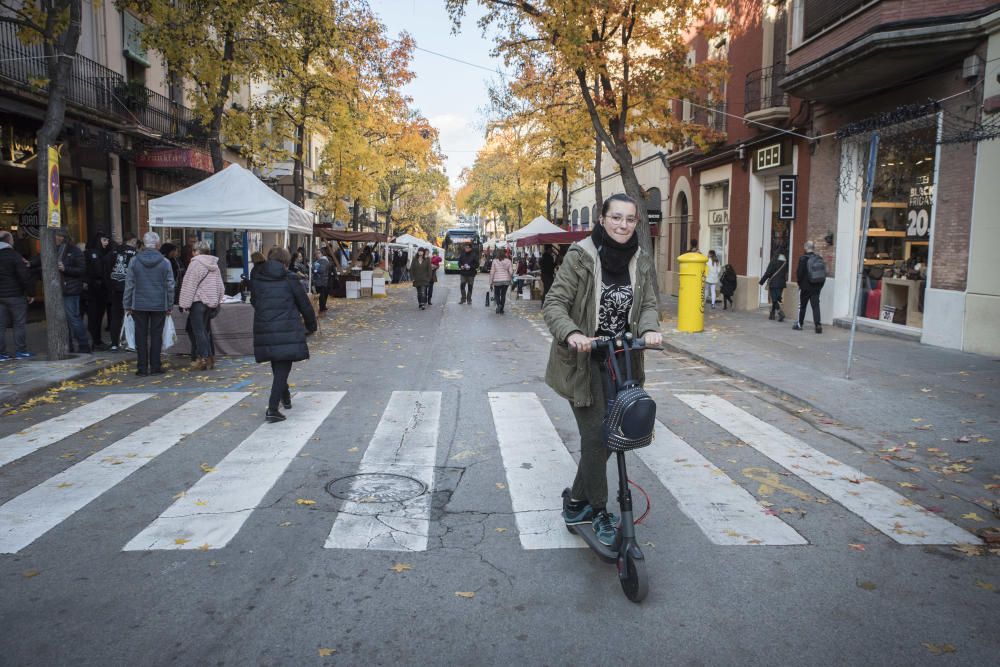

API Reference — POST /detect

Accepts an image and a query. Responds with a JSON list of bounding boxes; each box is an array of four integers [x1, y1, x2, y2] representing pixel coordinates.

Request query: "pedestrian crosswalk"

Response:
[[0, 389, 982, 555]]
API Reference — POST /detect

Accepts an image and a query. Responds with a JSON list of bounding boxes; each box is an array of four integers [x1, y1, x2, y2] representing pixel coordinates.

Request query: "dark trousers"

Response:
[[109, 291, 125, 347], [133, 310, 166, 372], [415, 285, 429, 306], [87, 286, 106, 346], [769, 286, 784, 317], [460, 275, 475, 301], [493, 284, 509, 311], [316, 286, 329, 311], [63, 295, 91, 352], [0, 296, 28, 354], [186, 302, 215, 359], [541, 274, 554, 304], [426, 281, 435, 304], [269, 360, 292, 410], [570, 360, 612, 510], [798, 288, 821, 326]]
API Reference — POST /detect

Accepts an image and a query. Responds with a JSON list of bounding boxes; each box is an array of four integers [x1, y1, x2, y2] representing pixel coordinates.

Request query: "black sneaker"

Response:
[[792, 323, 802, 331], [815, 325, 823, 334], [281, 394, 292, 410], [265, 408, 286, 423]]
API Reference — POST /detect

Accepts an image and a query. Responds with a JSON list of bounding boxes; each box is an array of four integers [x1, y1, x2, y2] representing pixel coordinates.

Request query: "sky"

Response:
[[371, 0, 505, 189]]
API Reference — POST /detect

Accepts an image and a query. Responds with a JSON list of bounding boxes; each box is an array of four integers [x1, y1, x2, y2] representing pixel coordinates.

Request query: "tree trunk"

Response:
[[593, 76, 603, 209], [293, 118, 306, 208], [352, 198, 360, 231], [37, 0, 83, 360], [560, 166, 569, 228], [208, 30, 235, 173], [546, 180, 553, 220]]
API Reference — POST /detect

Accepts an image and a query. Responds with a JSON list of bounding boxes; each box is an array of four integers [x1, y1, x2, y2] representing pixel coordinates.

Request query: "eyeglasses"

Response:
[[604, 214, 638, 226]]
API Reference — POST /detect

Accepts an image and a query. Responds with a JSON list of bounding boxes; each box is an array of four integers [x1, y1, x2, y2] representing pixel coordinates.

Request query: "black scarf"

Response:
[[591, 224, 638, 276]]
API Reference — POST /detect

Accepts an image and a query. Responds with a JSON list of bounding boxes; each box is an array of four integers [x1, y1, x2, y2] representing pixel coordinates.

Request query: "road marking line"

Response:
[[677, 394, 978, 545], [0, 394, 153, 469], [0, 393, 247, 554], [325, 391, 441, 552], [123, 392, 343, 551], [488, 392, 583, 550], [635, 422, 807, 546]]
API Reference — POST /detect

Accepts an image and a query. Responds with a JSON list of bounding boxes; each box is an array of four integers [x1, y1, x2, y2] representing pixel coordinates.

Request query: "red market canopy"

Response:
[[314, 227, 387, 243]]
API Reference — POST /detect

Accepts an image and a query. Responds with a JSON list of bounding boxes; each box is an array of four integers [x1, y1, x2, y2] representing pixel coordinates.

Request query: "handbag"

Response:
[[485, 289, 491, 307]]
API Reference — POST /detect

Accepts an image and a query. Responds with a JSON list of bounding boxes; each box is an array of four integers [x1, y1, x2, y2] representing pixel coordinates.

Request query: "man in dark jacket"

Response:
[[457, 243, 478, 304], [252, 246, 317, 423], [123, 232, 174, 375], [55, 230, 91, 353], [0, 231, 33, 360], [85, 232, 111, 349], [105, 234, 138, 350], [540, 244, 556, 305], [759, 252, 788, 322], [794, 241, 825, 333]]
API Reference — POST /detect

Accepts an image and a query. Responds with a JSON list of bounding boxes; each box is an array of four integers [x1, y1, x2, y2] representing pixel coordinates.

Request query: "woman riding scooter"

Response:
[[542, 193, 662, 547]]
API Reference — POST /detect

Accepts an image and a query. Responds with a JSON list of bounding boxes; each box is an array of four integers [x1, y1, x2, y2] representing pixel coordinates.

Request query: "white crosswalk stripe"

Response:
[[676, 394, 978, 545], [0, 394, 153, 469], [489, 392, 582, 550], [0, 393, 248, 554], [637, 421, 808, 545], [123, 392, 344, 551], [325, 391, 442, 552]]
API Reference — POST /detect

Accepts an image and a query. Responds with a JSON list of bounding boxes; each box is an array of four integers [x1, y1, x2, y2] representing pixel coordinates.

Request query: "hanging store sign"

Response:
[[1, 121, 36, 166], [906, 175, 934, 240], [19, 202, 40, 239], [647, 209, 663, 223], [754, 143, 786, 172], [134, 148, 214, 173]]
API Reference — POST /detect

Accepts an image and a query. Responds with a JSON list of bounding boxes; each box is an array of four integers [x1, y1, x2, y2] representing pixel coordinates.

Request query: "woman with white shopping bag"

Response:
[[178, 241, 225, 370], [122, 232, 174, 376]]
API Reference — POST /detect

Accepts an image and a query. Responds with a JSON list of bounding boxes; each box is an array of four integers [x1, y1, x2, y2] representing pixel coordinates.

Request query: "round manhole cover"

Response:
[[325, 473, 426, 503]]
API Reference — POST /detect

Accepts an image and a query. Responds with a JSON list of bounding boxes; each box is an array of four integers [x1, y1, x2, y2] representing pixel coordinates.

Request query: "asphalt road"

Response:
[[1, 273, 997, 666]]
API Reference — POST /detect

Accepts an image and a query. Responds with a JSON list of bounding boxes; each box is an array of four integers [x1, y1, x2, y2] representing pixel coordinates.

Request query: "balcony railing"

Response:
[[682, 101, 727, 145], [745, 63, 788, 115], [0, 22, 196, 140]]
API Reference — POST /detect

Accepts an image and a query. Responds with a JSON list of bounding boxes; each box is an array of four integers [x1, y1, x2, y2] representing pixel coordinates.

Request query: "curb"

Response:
[[658, 337, 828, 416], [0, 356, 123, 415]]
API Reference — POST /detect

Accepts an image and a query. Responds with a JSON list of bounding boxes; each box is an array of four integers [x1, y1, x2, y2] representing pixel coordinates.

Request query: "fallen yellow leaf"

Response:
[[197, 543, 211, 551], [495, 483, 506, 489], [194, 500, 208, 507], [455, 591, 475, 599], [961, 512, 984, 522], [318, 648, 337, 657], [174, 538, 190, 545], [953, 543, 984, 557], [390, 563, 412, 573], [22, 569, 40, 578], [200, 463, 215, 473], [848, 543, 866, 551], [922, 643, 956, 655], [295, 499, 316, 506], [495, 527, 508, 533], [974, 580, 995, 591], [56, 482, 73, 489], [857, 580, 877, 591]]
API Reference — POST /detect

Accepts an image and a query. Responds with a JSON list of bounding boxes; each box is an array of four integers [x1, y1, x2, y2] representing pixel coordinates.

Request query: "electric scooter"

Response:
[[562, 333, 659, 603]]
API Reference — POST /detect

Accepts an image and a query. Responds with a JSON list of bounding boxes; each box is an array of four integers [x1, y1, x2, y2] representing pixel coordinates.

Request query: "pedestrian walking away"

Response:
[[178, 240, 225, 371], [720, 263, 737, 310], [457, 243, 478, 304], [759, 253, 788, 321], [794, 241, 826, 333], [428, 249, 441, 305], [160, 242, 182, 305], [104, 234, 138, 350], [540, 244, 556, 305], [0, 230, 33, 361], [84, 232, 111, 349], [123, 232, 174, 376], [409, 247, 432, 309], [55, 229, 92, 353], [251, 246, 317, 423], [705, 249, 721, 309], [312, 247, 331, 312], [489, 249, 513, 314], [543, 193, 662, 548]]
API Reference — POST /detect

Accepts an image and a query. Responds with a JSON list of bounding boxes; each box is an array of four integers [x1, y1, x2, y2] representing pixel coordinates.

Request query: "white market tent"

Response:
[[506, 215, 564, 241], [148, 163, 313, 235], [394, 233, 443, 254]]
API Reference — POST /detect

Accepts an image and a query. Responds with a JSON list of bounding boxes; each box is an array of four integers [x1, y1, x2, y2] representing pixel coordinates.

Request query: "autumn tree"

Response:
[[448, 0, 730, 267], [0, 0, 83, 358]]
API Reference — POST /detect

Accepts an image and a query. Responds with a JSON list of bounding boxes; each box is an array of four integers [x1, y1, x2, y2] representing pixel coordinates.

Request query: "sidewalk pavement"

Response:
[[1, 320, 128, 413], [658, 295, 1000, 516]]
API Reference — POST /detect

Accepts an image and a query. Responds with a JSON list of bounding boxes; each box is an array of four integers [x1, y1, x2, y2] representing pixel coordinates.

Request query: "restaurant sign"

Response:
[[134, 148, 214, 173]]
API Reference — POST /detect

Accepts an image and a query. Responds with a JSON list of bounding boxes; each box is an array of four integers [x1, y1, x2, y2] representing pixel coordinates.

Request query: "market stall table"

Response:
[[169, 302, 255, 357]]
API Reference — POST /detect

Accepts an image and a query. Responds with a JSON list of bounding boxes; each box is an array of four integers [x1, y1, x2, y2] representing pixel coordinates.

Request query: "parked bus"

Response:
[[443, 228, 481, 273]]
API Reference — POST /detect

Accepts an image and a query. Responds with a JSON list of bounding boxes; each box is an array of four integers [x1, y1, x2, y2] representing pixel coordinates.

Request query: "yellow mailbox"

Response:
[[677, 252, 708, 332]]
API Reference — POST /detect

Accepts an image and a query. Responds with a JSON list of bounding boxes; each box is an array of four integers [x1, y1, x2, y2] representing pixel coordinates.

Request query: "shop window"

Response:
[[572, 209, 578, 229], [580, 206, 590, 229]]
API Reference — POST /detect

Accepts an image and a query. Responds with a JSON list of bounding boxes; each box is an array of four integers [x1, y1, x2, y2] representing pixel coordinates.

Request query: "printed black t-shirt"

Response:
[[596, 271, 633, 338]]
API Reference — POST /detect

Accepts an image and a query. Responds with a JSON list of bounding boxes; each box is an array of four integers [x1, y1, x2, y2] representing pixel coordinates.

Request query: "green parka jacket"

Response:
[[543, 236, 660, 407]]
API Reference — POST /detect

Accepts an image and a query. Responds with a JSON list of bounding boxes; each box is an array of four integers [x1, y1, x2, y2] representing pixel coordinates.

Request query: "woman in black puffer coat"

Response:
[[252, 246, 317, 423]]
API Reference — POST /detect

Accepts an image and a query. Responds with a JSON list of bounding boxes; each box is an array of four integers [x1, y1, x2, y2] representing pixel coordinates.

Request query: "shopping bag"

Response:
[[485, 290, 491, 307], [162, 314, 177, 350], [120, 313, 136, 351]]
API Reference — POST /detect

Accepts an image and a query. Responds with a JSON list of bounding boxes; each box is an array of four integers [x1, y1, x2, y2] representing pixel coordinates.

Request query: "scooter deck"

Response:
[[567, 522, 619, 564]]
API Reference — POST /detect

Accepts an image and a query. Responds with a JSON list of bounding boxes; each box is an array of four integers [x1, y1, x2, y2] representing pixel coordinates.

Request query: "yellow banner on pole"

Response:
[[47, 145, 61, 228]]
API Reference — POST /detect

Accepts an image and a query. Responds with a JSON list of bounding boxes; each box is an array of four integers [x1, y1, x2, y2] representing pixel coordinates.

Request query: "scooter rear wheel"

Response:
[[619, 551, 648, 603]]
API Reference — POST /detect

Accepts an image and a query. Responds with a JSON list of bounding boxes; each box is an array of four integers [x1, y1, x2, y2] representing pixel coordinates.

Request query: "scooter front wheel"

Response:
[[618, 550, 648, 603]]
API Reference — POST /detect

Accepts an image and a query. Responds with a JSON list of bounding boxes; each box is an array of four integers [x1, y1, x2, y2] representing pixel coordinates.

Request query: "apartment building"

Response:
[[0, 1, 247, 255]]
